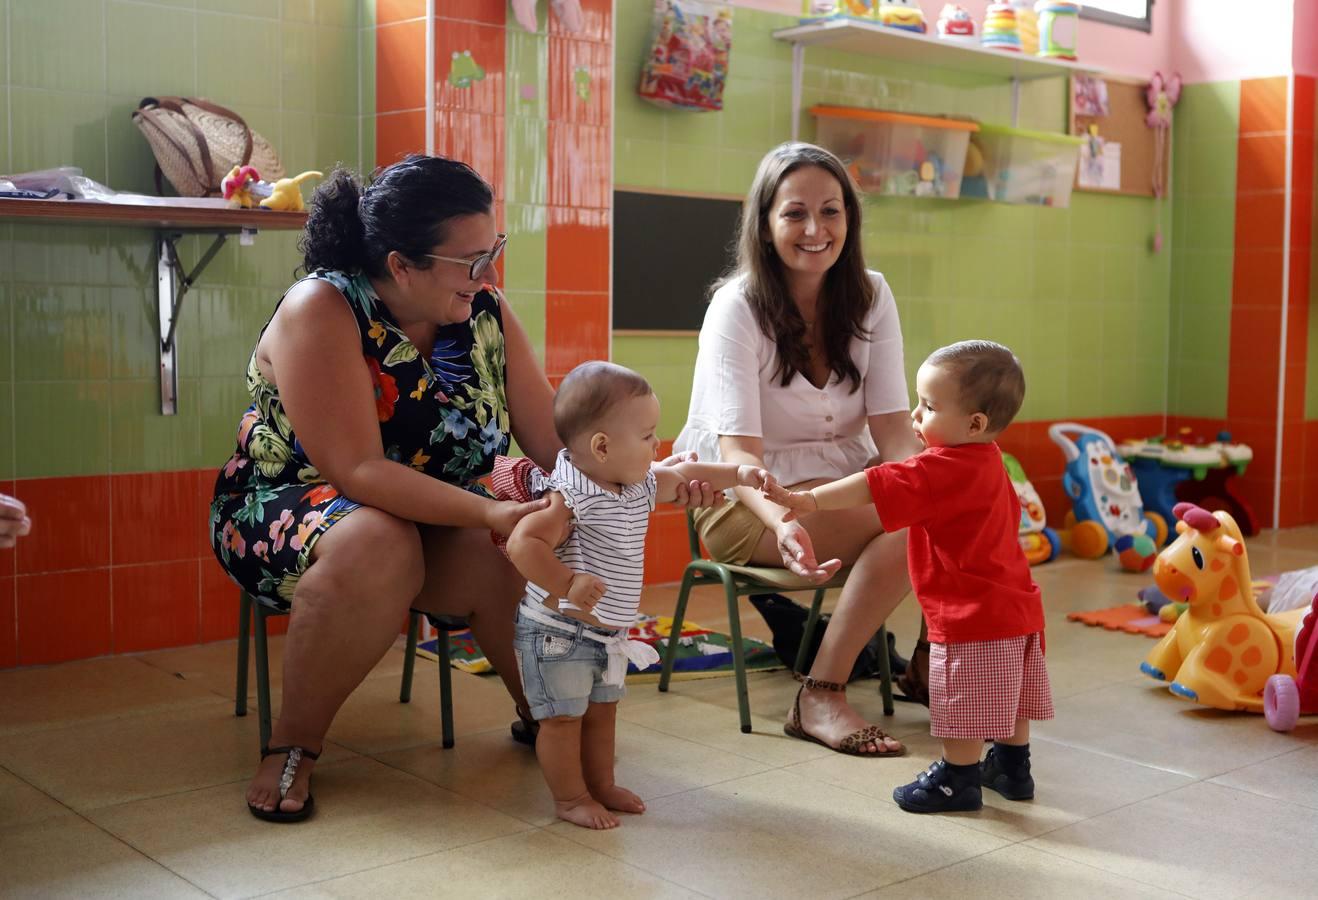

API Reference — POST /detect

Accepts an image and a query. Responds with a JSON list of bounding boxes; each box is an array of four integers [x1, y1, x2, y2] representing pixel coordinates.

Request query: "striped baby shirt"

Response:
[[523, 449, 657, 629]]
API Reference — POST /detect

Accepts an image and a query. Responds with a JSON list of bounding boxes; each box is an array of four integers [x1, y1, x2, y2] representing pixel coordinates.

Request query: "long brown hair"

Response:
[[717, 142, 873, 391]]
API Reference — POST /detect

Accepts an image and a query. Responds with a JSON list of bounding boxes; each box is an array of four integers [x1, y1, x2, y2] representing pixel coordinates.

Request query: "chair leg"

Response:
[[437, 630, 455, 749], [400, 610, 419, 703], [253, 604, 273, 752], [721, 574, 752, 734], [659, 567, 698, 692], [235, 591, 251, 717], [795, 588, 826, 674], [876, 624, 895, 716]]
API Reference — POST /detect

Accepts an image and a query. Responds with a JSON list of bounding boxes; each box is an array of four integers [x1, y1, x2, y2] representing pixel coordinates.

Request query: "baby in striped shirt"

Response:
[[507, 361, 773, 830]]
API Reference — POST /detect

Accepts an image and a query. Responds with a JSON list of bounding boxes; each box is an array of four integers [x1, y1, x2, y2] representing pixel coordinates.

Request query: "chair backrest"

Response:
[[686, 510, 703, 560]]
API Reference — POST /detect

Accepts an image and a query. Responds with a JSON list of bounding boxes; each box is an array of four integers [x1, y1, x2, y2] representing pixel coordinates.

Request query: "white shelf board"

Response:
[[773, 19, 1102, 83]]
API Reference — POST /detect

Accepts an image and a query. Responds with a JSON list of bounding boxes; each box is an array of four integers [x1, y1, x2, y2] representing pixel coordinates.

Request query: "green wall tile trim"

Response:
[[110, 379, 205, 474], [14, 382, 111, 479], [10, 0, 105, 93]]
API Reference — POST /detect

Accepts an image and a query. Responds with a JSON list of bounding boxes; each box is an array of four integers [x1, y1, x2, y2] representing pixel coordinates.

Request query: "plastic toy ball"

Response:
[[1115, 533, 1157, 572]]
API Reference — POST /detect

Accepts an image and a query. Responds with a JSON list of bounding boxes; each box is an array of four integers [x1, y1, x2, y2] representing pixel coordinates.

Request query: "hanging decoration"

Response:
[[1145, 71, 1182, 253]]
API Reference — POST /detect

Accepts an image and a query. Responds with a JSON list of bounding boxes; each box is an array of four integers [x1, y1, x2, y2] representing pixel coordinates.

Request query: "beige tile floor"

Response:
[[3, 525, 1317, 899]]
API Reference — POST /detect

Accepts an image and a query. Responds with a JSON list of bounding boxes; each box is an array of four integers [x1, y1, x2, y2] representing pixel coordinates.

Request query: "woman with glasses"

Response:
[[676, 142, 928, 759], [211, 155, 715, 822]]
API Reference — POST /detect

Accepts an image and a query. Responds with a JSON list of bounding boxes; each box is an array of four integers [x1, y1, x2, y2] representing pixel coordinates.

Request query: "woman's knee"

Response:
[[309, 507, 425, 601]]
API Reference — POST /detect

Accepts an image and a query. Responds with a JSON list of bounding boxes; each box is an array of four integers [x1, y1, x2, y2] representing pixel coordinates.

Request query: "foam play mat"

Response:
[[1066, 605, 1173, 638]]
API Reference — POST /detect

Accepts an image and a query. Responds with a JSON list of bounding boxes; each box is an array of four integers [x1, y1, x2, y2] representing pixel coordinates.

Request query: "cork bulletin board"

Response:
[[1070, 75, 1166, 198]]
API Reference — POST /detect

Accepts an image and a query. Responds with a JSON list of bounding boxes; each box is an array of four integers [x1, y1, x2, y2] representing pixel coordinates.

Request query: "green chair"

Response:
[[658, 512, 894, 733], [235, 592, 458, 751]]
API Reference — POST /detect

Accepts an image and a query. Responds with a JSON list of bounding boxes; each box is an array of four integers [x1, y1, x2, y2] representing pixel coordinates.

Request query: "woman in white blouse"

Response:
[[675, 142, 924, 756]]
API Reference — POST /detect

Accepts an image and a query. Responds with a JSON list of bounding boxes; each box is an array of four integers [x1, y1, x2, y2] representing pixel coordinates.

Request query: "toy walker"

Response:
[[1117, 429, 1257, 538], [1264, 592, 1318, 731], [1049, 422, 1167, 569], [1003, 452, 1060, 565]]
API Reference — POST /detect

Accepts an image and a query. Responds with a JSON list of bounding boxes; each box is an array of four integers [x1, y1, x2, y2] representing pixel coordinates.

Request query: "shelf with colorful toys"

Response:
[[775, 4, 1101, 140]]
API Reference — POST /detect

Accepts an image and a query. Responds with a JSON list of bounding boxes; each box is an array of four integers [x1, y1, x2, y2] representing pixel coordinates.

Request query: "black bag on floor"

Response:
[[748, 594, 906, 682]]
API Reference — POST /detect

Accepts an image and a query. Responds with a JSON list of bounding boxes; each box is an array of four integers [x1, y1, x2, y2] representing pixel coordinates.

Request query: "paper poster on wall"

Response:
[[1078, 137, 1121, 190]]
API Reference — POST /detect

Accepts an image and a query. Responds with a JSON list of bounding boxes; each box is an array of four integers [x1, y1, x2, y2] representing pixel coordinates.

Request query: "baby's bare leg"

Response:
[[536, 716, 619, 829], [582, 701, 645, 814]]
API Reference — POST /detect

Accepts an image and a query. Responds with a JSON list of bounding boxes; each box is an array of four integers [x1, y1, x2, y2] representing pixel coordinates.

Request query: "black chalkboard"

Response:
[[612, 190, 743, 331]]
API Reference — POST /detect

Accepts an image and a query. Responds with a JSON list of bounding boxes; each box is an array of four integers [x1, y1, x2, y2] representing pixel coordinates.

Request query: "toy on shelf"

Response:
[[1140, 503, 1306, 713], [221, 165, 262, 208], [1012, 0, 1039, 54], [981, 2, 1021, 52], [935, 4, 976, 43], [1264, 592, 1318, 731], [221, 165, 322, 212], [878, 0, 926, 32], [1003, 452, 1060, 565], [1036, 0, 1079, 61], [1048, 422, 1168, 570], [1117, 429, 1257, 538], [801, 0, 874, 21]]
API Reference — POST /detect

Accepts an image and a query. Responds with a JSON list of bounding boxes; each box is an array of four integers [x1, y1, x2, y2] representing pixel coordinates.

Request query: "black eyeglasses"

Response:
[[421, 233, 508, 282]]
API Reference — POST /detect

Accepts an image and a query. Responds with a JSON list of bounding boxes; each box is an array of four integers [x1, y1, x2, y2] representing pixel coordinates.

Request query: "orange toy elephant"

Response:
[[1140, 502, 1303, 712]]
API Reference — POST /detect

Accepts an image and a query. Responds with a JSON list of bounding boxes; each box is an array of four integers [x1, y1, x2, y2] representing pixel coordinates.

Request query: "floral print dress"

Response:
[[209, 270, 511, 605]]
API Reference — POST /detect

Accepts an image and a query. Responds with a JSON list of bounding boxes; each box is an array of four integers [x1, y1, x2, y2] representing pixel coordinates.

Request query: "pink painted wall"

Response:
[[1295, 0, 1318, 78], [1169, 0, 1295, 83]]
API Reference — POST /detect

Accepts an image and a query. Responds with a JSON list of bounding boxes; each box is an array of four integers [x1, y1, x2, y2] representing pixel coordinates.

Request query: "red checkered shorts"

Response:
[[928, 632, 1054, 740]]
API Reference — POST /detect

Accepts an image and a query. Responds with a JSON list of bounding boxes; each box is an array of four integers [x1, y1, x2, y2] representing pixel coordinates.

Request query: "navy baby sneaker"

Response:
[[892, 759, 982, 813]]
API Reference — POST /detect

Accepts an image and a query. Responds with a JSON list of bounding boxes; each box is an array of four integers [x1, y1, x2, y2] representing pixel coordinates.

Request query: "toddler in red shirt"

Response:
[[764, 340, 1052, 813]]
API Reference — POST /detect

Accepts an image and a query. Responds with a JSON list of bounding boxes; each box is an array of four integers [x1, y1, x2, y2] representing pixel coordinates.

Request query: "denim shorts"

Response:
[[513, 606, 626, 720]]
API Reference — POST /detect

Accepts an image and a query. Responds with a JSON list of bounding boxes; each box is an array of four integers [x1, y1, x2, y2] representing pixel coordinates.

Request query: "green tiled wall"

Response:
[[0, 0, 368, 479], [612, 0, 1171, 430], [1169, 81, 1239, 420]]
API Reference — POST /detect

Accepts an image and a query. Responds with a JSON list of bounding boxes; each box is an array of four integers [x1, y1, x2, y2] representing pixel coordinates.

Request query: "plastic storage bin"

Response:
[[811, 106, 978, 199], [963, 124, 1083, 207]]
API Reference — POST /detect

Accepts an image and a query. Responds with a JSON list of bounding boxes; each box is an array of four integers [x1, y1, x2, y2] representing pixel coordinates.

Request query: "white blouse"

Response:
[[674, 271, 910, 490]]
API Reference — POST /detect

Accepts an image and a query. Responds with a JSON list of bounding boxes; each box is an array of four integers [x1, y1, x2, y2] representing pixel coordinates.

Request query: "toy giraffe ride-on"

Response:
[[1139, 503, 1303, 712]]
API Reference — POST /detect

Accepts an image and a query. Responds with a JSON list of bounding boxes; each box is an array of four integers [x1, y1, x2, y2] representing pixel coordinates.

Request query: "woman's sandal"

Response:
[[783, 674, 905, 757], [896, 640, 931, 707], [248, 745, 320, 823], [510, 705, 538, 747]]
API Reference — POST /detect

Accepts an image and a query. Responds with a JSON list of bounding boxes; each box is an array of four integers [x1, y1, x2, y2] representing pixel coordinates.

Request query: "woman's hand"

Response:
[[656, 450, 722, 509], [486, 497, 552, 538], [775, 519, 842, 582]]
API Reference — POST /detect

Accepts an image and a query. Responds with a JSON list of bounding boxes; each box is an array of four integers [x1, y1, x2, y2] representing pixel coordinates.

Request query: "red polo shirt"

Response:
[[866, 442, 1044, 644]]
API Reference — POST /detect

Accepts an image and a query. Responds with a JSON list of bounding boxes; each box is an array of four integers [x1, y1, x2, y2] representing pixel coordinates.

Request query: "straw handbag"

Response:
[[131, 96, 285, 197]]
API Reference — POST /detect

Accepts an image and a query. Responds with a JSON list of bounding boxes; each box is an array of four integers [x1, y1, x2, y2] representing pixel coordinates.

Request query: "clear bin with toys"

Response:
[[967, 124, 1082, 207], [811, 106, 977, 199]]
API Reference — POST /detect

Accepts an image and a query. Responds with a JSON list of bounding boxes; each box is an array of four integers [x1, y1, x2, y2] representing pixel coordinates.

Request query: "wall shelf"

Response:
[[0, 198, 307, 415], [773, 19, 1102, 137]]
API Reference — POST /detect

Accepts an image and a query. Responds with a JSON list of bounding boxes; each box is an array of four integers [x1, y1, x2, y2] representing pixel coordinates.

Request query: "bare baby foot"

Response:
[[555, 794, 620, 829], [592, 784, 646, 814]]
